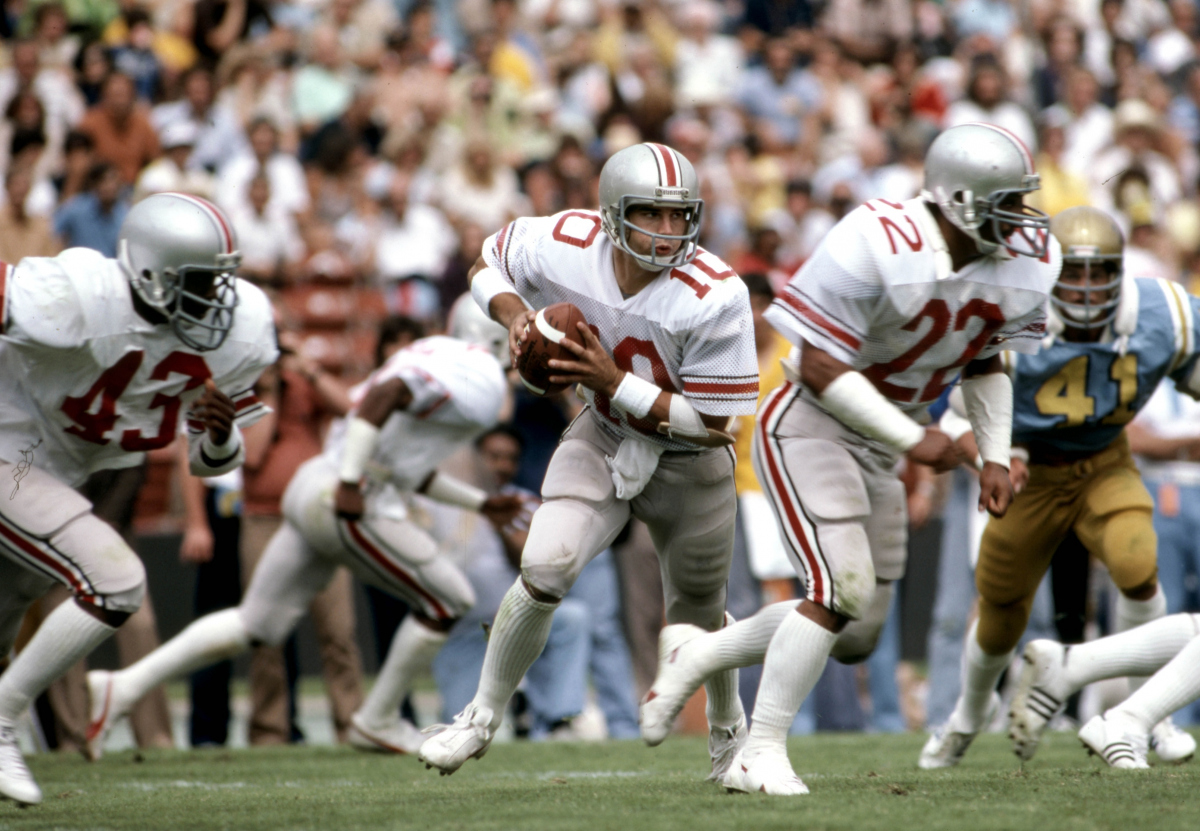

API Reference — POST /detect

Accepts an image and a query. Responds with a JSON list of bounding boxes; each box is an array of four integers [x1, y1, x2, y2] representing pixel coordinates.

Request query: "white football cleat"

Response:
[[85, 669, 120, 762], [707, 714, 747, 783], [1149, 717, 1195, 764], [721, 747, 809, 795], [1079, 712, 1149, 769], [0, 717, 41, 806], [919, 692, 1000, 770], [1009, 639, 1069, 761], [416, 704, 496, 775], [640, 623, 707, 747], [348, 713, 425, 755]]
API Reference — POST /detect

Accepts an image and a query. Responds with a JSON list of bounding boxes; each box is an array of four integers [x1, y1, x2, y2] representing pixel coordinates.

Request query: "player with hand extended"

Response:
[[418, 142, 759, 780], [85, 297, 522, 759], [927, 206, 1200, 768], [636, 123, 1059, 795], [0, 193, 277, 806]]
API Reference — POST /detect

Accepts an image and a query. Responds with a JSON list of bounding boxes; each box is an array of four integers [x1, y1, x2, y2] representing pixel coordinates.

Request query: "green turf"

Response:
[[6, 730, 1199, 831]]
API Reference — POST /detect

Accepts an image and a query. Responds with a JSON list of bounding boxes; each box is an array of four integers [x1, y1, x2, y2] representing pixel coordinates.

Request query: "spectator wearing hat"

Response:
[[133, 121, 217, 201], [152, 66, 249, 174], [1090, 98, 1182, 219], [78, 72, 160, 185]]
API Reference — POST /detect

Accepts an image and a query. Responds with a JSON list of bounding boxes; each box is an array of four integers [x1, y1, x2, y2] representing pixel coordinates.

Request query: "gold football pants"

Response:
[[975, 435, 1157, 655]]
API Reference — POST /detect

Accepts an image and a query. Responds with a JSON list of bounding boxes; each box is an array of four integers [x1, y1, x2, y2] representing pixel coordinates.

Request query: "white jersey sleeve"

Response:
[[1, 254, 93, 351], [677, 271, 760, 414], [481, 215, 556, 309]]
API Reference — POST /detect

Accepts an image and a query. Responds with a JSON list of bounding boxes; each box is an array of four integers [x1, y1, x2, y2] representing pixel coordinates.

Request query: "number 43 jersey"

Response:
[[1012, 278, 1200, 455], [483, 209, 759, 451], [766, 197, 1061, 420], [0, 248, 278, 487]]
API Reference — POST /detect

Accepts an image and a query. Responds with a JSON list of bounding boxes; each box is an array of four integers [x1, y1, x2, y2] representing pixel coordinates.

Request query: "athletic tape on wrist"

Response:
[[818, 371, 924, 453], [611, 373, 660, 419], [201, 426, 241, 463], [424, 472, 488, 512], [338, 417, 380, 484], [962, 372, 1013, 468]]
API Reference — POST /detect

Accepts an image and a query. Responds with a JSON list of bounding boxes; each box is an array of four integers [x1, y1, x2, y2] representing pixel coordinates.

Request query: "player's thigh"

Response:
[[0, 463, 145, 613], [974, 482, 1068, 609], [753, 425, 876, 620], [1076, 464, 1158, 592], [522, 434, 630, 598], [337, 514, 475, 623], [637, 448, 735, 630], [239, 520, 337, 646]]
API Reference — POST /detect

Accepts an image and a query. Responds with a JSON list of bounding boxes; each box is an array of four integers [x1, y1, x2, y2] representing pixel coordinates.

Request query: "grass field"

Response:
[[5, 730, 1199, 831]]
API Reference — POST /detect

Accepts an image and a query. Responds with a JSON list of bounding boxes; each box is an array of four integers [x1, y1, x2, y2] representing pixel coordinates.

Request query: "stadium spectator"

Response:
[[133, 121, 216, 202], [53, 162, 129, 255], [216, 116, 310, 216], [227, 174, 306, 286], [78, 72, 160, 185], [151, 67, 249, 175], [0, 164, 60, 261]]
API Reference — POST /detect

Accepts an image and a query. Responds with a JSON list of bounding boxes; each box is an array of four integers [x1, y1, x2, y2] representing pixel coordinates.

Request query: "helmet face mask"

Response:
[[120, 194, 241, 352], [1048, 206, 1125, 331], [599, 143, 705, 272]]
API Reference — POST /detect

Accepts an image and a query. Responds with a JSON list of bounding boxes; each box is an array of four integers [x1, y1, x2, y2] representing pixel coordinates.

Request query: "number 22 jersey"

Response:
[[0, 248, 278, 487], [766, 197, 1061, 422], [483, 209, 760, 451]]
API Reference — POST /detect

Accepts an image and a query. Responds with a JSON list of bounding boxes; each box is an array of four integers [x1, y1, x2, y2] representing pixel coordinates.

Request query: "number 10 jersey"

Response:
[[0, 248, 278, 487], [766, 197, 1061, 421]]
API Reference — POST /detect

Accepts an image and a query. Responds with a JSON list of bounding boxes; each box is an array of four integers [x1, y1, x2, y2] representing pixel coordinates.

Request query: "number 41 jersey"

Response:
[[0, 248, 278, 487], [483, 209, 759, 451], [766, 197, 1061, 420]]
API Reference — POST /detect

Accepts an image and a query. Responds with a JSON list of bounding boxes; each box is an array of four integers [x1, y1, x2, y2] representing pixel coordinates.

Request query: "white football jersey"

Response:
[[325, 336, 507, 492], [766, 197, 1060, 417], [0, 248, 277, 487], [483, 209, 759, 450]]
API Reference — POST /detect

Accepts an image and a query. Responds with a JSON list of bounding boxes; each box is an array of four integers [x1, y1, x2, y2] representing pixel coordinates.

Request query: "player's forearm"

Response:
[[355, 378, 413, 427], [487, 291, 529, 331], [1125, 423, 1198, 460], [188, 426, 244, 476]]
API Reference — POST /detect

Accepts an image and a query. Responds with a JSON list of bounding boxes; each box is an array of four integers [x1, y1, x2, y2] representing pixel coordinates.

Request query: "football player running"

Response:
[[929, 207, 1200, 768], [0, 193, 276, 806], [636, 124, 1059, 795], [417, 142, 759, 779], [86, 297, 523, 758]]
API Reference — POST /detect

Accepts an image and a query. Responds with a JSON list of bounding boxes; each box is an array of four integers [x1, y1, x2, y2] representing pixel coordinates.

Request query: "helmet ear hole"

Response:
[[142, 269, 153, 279]]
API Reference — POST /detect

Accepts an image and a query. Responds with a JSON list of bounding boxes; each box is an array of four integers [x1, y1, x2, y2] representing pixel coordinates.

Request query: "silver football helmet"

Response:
[[922, 123, 1049, 258], [119, 192, 241, 351], [599, 142, 704, 271], [1049, 206, 1124, 330], [447, 292, 509, 366]]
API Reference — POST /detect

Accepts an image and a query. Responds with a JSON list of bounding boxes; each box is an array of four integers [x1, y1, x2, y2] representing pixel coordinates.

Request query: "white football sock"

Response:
[[705, 667, 743, 728], [0, 600, 114, 721], [357, 616, 446, 726], [1115, 589, 1168, 694], [1118, 634, 1200, 731], [112, 608, 249, 714], [688, 602, 794, 677], [745, 610, 837, 756], [950, 620, 1010, 731], [472, 579, 558, 726], [1061, 613, 1200, 692]]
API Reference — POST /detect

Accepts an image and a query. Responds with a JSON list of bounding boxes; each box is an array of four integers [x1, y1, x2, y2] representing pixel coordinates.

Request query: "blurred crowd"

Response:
[[12, 0, 1200, 747]]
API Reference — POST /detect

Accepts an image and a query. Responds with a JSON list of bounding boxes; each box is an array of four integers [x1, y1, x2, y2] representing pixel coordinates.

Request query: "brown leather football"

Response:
[[517, 303, 589, 396]]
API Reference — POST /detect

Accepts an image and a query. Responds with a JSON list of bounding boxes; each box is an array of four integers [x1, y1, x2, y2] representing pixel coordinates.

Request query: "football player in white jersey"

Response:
[[84, 297, 524, 759], [634, 123, 1061, 794], [418, 142, 760, 779], [0, 193, 277, 806]]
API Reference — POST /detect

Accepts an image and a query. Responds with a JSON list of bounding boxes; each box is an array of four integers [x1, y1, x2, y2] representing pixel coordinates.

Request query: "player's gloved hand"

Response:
[[509, 309, 537, 361], [481, 494, 524, 528], [907, 428, 960, 473], [335, 481, 365, 520], [196, 378, 236, 446], [1009, 456, 1029, 495], [978, 461, 1015, 517], [548, 322, 623, 395]]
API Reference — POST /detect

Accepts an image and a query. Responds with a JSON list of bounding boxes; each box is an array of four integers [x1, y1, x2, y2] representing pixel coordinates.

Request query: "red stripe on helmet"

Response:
[[169, 192, 235, 253], [650, 143, 678, 187], [967, 122, 1035, 174]]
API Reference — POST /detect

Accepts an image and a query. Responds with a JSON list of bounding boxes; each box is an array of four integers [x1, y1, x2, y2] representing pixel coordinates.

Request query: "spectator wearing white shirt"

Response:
[[1043, 65, 1114, 176], [151, 66, 249, 174], [674, 1, 743, 111], [227, 174, 306, 286], [133, 121, 216, 202], [216, 117, 310, 216], [437, 138, 523, 235], [945, 56, 1037, 154]]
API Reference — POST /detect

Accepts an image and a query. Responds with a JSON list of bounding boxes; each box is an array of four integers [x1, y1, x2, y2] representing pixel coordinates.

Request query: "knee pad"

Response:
[[1103, 509, 1158, 591], [814, 522, 875, 620], [975, 595, 1035, 656], [521, 498, 616, 599], [240, 600, 307, 647], [50, 516, 146, 614], [831, 581, 894, 664]]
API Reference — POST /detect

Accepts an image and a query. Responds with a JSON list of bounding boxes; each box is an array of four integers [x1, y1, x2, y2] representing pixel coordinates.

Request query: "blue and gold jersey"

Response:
[[1012, 278, 1200, 455]]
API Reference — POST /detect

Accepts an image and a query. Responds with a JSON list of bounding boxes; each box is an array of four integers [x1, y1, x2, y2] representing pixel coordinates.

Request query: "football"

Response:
[[516, 302, 589, 396]]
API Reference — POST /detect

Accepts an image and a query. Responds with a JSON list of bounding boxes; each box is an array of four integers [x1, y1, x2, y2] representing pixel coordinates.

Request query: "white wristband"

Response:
[[201, 426, 241, 462], [818, 371, 925, 453], [611, 372, 661, 419], [962, 372, 1013, 468], [423, 472, 488, 511], [338, 417, 380, 484], [470, 266, 527, 317]]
